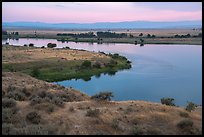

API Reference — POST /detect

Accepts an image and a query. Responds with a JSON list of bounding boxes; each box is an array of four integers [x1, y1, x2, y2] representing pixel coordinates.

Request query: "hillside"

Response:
[[2, 72, 202, 135]]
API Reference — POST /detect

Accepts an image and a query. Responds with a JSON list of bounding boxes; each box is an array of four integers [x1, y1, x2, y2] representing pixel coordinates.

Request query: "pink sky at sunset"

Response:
[[2, 2, 202, 23]]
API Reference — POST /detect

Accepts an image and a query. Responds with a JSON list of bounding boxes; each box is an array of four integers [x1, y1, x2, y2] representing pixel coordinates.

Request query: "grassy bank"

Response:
[[2, 45, 131, 82]]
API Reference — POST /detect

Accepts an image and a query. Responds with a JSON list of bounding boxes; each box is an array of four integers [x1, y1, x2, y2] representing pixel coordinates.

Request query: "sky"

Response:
[[2, 2, 202, 23]]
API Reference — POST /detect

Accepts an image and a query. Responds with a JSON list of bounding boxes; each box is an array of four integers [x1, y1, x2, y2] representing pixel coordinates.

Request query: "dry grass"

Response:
[[2, 45, 110, 64]]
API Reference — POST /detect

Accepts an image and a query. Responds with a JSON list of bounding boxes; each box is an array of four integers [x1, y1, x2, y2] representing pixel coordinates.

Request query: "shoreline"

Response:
[[2, 36, 202, 45], [2, 44, 131, 82]]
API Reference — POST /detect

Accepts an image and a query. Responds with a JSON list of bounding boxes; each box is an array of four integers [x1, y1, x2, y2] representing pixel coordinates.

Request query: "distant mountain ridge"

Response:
[[2, 20, 202, 29]]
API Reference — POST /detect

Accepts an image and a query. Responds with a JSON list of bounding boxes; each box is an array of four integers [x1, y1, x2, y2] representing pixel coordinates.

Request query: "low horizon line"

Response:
[[2, 20, 202, 24]]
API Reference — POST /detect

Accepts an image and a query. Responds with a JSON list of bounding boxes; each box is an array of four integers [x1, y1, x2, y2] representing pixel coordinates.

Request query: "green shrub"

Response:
[[26, 111, 41, 124], [2, 123, 16, 135], [7, 85, 15, 92], [6, 65, 15, 72], [131, 125, 143, 135], [29, 43, 34, 47], [160, 98, 175, 106], [177, 119, 194, 129], [185, 102, 197, 112], [86, 108, 100, 117], [30, 96, 43, 106], [2, 98, 16, 108], [21, 88, 31, 97], [91, 91, 114, 101], [51, 97, 64, 107], [93, 62, 101, 68], [6, 91, 26, 101], [37, 90, 47, 98], [2, 108, 15, 123], [111, 118, 119, 129], [179, 111, 189, 118], [81, 60, 92, 69], [47, 43, 57, 48], [31, 67, 40, 78]]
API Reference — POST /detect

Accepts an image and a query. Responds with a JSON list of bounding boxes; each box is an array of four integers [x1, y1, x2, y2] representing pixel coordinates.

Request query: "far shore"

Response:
[[2, 28, 202, 45]]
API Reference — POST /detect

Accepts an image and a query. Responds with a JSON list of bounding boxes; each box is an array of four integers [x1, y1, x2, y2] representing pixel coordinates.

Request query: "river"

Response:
[[2, 38, 202, 106]]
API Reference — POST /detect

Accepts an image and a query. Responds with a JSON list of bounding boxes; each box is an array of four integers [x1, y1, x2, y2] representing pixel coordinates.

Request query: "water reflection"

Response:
[[140, 44, 144, 47]]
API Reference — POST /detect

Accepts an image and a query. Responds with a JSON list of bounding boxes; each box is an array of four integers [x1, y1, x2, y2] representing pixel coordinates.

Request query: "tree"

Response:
[[185, 102, 197, 112], [47, 43, 57, 48], [147, 34, 151, 38], [29, 43, 34, 47], [139, 33, 143, 37], [161, 98, 175, 106], [91, 91, 114, 101], [15, 32, 19, 35], [151, 35, 156, 38], [140, 39, 144, 43], [186, 34, 191, 38], [129, 34, 134, 38]]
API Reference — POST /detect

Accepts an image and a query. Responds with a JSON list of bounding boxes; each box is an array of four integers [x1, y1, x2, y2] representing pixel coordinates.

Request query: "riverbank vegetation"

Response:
[[2, 45, 131, 82], [2, 29, 202, 45]]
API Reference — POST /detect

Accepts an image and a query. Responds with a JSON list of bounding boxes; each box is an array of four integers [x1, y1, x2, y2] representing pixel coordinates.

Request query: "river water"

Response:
[[2, 38, 202, 106]]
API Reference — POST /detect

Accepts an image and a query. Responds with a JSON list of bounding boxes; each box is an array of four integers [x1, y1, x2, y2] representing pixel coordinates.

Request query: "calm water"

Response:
[[2, 38, 202, 106]]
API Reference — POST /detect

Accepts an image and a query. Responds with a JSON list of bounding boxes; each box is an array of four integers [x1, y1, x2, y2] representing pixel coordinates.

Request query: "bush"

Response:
[[26, 111, 41, 124], [91, 91, 114, 101], [30, 96, 43, 106], [31, 67, 40, 78], [179, 111, 189, 118], [161, 98, 175, 106], [34, 102, 55, 113], [47, 43, 57, 48], [86, 108, 100, 117], [2, 98, 16, 108], [131, 125, 143, 135], [93, 62, 101, 68], [2, 123, 16, 135], [51, 97, 64, 107], [37, 90, 47, 98], [81, 60, 92, 69], [111, 118, 119, 129], [2, 108, 17, 123], [177, 119, 193, 129], [6, 91, 26, 101], [14, 124, 57, 135], [29, 43, 34, 47], [21, 88, 31, 97], [185, 102, 197, 112]]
